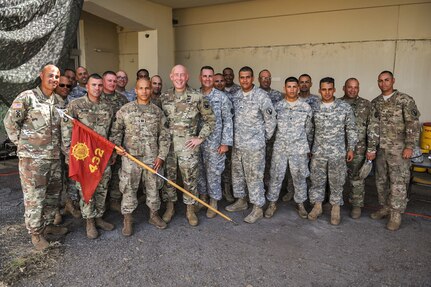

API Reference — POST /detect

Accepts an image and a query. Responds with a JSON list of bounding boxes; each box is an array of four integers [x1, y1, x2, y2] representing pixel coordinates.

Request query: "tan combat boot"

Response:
[[225, 198, 248, 212], [31, 234, 49, 251], [149, 209, 167, 229], [95, 217, 115, 231], [282, 191, 294, 202], [162, 201, 175, 223], [109, 200, 122, 213], [44, 224, 68, 236], [264, 202, 277, 218], [330, 204, 341, 225], [186, 204, 198, 226], [350, 206, 361, 219], [64, 198, 81, 218], [308, 202, 322, 221], [196, 194, 209, 212], [122, 213, 133, 236], [223, 183, 235, 203], [206, 198, 218, 219], [297, 203, 308, 219], [370, 206, 390, 220], [53, 209, 62, 225], [386, 211, 402, 231], [244, 205, 263, 223], [86, 218, 98, 239]]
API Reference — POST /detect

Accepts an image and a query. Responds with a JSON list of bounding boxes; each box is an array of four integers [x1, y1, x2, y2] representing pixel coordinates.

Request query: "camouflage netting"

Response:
[[0, 0, 83, 140]]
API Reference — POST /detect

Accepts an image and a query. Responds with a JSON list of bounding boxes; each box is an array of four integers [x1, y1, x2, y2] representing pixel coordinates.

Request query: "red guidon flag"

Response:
[[69, 119, 115, 203]]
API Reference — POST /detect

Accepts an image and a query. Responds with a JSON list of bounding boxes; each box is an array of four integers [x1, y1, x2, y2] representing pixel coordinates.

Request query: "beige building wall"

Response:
[[80, 12, 119, 74], [174, 0, 431, 121]]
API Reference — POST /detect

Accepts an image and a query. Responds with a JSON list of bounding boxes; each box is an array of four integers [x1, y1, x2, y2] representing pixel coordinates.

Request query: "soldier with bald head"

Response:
[[160, 65, 216, 226], [4, 63, 68, 250]]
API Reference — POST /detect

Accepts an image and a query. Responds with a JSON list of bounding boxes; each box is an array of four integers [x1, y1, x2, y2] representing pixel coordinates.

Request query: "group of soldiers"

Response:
[[4, 62, 421, 251]]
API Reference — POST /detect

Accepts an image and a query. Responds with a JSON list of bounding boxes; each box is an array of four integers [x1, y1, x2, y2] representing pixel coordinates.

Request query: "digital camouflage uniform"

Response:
[[309, 99, 357, 205], [67, 85, 87, 103], [62, 95, 114, 219], [4, 87, 64, 235], [341, 95, 376, 208], [231, 86, 276, 207], [370, 90, 420, 213], [263, 88, 284, 187], [110, 101, 170, 214], [161, 88, 216, 205], [102, 91, 129, 202], [285, 94, 321, 194], [197, 88, 233, 200], [266, 99, 313, 204]]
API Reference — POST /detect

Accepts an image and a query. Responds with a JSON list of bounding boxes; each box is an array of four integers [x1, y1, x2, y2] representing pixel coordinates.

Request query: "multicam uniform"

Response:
[[4, 87, 64, 234], [197, 88, 233, 200], [340, 95, 375, 208], [161, 88, 216, 205], [231, 86, 276, 207], [102, 91, 129, 203], [110, 101, 170, 214], [309, 99, 357, 205], [370, 90, 420, 213], [62, 95, 114, 219], [266, 99, 313, 203]]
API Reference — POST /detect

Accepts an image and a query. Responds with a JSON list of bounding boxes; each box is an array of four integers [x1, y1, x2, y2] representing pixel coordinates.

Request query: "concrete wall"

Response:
[[80, 12, 119, 74], [118, 30, 139, 90], [173, 0, 431, 122]]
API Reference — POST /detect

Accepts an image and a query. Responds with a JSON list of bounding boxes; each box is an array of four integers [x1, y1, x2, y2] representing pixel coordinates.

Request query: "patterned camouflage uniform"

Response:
[[197, 88, 233, 200], [4, 87, 64, 234], [266, 99, 313, 203], [224, 83, 241, 100], [160, 88, 215, 204], [370, 90, 420, 213], [110, 101, 170, 213], [231, 86, 276, 207], [263, 88, 284, 187], [118, 89, 136, 102], [285, 94, 321, 194], [102, 91, 129, 202], [67, 85, 87, 103], [309, 99, 357, 205], [341, 95, 375, 207], [61, 95, 114, 219]]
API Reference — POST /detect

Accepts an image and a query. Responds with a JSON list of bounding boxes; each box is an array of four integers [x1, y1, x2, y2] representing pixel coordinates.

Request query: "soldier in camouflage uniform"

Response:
[[150, 75, 163, 109], [101, 71, 129, 213], [223, 67, 241, 99], [368, 71, 420, 231], [308, 77, 357, 225], [115, 70, 135, 102], [265, 77, 313, 219], [282, 73, 321, 202], [62, 73, 116, 239], [225, 66, 276, 224], [340, 78, 376, 219], [160, 65, 216, 226], [197, 66, 233, 218], [258, 69, 284, 190], [67, 66, 88, 103], [4, 64, 68, 250], [213, 72, 235, 202], [110, 78, 170, 236]]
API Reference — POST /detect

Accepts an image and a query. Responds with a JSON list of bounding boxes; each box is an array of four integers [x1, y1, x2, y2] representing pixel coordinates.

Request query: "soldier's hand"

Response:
[[366, 152, 376, 161], [153, 157, 164, 171], [402, 148, 413, 159], [346, 150, 354, 162], [185, 137, 203, 150], [116, 147, 126, 156], [218, 144, 229, 154]]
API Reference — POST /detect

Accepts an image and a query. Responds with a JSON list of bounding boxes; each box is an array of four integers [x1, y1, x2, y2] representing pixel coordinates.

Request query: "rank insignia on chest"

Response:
[[411, 109, 418, 117], [266, 108, 273, 115], [204, 102, 210, 109], [186, 95, 192, 104]]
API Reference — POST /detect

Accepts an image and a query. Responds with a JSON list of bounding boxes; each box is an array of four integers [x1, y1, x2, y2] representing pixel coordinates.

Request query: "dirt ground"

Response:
[[0, 157, 430, 287]]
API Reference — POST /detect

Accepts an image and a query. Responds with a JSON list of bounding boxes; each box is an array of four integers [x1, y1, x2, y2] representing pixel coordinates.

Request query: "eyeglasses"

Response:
[[59, 84, 72, 88]]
